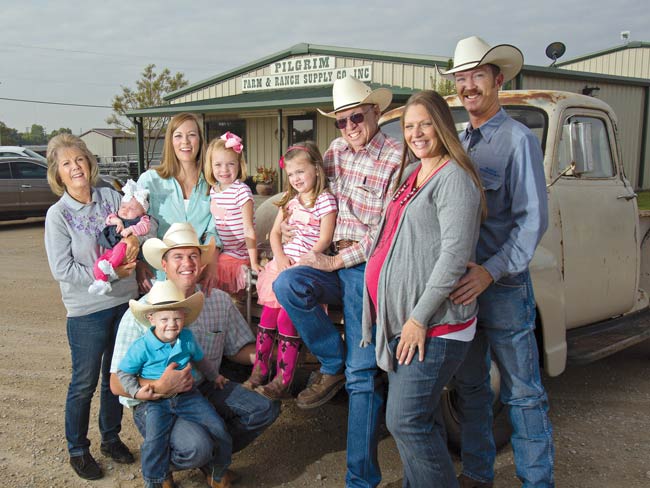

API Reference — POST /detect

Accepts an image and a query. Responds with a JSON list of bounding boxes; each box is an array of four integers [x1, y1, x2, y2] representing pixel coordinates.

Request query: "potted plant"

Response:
[[253, 166, 277, 196]]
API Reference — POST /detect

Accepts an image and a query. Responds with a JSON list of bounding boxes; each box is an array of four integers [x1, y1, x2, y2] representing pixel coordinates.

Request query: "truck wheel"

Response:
[[441, 360, 512, 454]]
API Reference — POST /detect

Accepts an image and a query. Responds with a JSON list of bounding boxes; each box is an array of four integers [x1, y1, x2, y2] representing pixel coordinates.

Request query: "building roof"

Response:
[[557, 41, 650, 67], [127, 83, 418, 118], [164, 42, 449, 101], [80, 128, 165, 139]]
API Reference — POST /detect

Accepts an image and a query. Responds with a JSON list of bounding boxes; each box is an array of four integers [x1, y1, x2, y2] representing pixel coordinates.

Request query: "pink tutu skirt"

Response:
[[256, 258, 284, 308], [216, 253, 249, 294]]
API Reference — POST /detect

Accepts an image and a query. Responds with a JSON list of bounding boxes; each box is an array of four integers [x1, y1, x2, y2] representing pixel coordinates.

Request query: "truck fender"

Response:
[[530, 244, 567, 377]]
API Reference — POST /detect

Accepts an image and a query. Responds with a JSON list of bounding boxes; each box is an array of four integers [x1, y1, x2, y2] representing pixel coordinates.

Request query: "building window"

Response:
[[205, 119, 246, 144], [288, 115, 315, 145]]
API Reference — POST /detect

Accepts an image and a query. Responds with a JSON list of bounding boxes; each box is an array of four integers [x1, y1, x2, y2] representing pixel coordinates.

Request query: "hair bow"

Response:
[[278, 145, 305, 170], [121, 179, 150, 212], [220, 131, 243, 154]]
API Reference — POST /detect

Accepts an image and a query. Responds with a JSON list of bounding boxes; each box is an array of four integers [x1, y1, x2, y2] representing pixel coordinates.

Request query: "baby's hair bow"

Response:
[[220, 131, 243, 154], [121, 179, 150, 212]]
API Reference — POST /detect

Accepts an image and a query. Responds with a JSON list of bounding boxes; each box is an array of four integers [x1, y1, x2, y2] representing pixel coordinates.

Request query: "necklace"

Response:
[[392, 156, 448, 206]]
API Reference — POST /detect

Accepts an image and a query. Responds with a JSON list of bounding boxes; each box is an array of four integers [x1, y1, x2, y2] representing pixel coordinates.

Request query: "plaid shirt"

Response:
[[324, 130, 402, 267], [110, 285, 254, 408]]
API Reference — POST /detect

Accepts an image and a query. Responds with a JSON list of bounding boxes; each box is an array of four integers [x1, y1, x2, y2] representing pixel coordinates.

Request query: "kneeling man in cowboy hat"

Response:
[[273, 76, 402, 487], [444, 37, 555, 487], [110, 223, 280, 487]]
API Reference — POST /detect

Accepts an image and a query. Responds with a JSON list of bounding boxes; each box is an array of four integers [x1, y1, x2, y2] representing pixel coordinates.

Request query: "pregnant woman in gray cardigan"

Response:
[[362, 90, 485, 487]]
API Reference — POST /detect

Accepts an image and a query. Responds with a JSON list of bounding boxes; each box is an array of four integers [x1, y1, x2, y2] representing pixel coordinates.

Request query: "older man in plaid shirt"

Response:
[[110, 223, 279, 487], [273, 76, 402, 488]]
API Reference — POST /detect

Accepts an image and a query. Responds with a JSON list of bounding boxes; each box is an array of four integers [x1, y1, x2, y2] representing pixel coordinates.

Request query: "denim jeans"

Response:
[[274, 264, 385, 488], [133, 380, 279, 471], [454, 271, 555, 488], [65, 303, 127, 456], [137, 389, 231, 484], [386, 336, 470, 488]]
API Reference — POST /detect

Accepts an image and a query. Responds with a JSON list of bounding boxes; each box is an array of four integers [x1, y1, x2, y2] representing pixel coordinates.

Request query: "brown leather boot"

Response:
[[295, 371, 345, 409]]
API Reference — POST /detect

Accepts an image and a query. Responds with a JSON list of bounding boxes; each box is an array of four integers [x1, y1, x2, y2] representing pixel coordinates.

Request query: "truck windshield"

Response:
[[380, 106, 547, 154]]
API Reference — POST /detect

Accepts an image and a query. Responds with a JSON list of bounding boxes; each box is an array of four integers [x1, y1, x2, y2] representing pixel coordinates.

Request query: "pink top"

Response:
[[105, 213, 150, 236], [283, 192, 337, 260], [366, 162, 474, 339], [209, 180, 253, 259]]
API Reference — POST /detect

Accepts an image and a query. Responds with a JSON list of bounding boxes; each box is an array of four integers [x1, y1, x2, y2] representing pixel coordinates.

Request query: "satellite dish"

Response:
[[545, 42, 566, 67]]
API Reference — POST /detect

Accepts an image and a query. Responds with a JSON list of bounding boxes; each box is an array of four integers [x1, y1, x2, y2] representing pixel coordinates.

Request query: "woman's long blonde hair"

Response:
[[395, 90, 486, 219], [156, 113, 206, 179]]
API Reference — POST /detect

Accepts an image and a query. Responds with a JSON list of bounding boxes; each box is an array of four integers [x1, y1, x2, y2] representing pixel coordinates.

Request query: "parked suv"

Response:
[[0, 146, 48, 163], [0, 156, 123, 220]]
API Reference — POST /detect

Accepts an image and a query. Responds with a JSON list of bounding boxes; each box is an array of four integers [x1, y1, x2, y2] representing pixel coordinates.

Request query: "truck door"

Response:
[[552, 110, 638, 328]]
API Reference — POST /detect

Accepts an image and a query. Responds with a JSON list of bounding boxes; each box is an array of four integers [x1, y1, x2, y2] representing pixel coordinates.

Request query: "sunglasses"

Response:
[[334, 107, 372, 130]]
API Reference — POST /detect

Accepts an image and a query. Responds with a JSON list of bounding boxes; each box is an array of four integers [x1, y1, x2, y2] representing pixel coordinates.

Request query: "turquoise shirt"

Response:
[[138, 169, 221, 279], [119, 327, 203, 380]]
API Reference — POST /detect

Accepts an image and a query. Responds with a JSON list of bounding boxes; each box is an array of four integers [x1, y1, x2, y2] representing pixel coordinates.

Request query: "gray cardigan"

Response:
[[44, 187, 157, 317], [361, 160, 482, 372]]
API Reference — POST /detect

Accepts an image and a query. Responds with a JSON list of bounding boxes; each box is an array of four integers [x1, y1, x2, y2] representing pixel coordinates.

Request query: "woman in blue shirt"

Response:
[[137, 113, 221, 292]]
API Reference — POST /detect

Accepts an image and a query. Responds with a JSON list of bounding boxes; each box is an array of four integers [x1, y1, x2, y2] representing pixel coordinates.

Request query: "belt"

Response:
[[333, 239, 358, 252]]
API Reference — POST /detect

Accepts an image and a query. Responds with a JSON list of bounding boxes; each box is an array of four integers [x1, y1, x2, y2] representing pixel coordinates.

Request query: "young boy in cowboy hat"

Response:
[[118, 279, 233, 488], [273, 75, 402, 487], [442, 36, 554, 488]]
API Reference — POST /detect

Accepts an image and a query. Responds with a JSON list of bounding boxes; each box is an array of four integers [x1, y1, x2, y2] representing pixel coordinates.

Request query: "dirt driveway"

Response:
[[0, 219, 649, 487]]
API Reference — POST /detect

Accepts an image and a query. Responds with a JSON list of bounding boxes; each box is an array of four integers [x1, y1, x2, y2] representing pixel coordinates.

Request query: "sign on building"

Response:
[[241, 56, 372, 92]]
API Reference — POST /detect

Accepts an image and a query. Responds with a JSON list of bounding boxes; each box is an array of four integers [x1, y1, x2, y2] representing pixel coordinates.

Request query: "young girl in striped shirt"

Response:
[[205, 132, 261, 294], [245, 142, 337, 400]]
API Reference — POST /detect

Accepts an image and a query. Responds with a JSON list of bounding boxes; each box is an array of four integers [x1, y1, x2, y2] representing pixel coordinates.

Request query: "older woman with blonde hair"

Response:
[[44, 134, 155, 480], [136, 112, 222, 293], [362, 90, 485, 486]]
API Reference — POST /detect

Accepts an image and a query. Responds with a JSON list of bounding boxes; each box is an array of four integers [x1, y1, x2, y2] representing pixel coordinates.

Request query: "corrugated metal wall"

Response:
[[523, 74, 647, 188], [561, 47, 650, 79], [81, 132, 113, 160]]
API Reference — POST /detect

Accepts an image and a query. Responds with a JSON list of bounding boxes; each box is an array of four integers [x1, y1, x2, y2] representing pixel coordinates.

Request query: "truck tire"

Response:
[[441, 359, 512, 454]]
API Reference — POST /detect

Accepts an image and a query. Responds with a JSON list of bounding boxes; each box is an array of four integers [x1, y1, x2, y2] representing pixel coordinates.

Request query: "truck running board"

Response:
[[566, 307, 650, 366]]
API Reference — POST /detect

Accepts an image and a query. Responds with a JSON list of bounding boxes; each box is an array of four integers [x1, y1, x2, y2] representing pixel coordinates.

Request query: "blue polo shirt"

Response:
[[119, 327, 204, 380]]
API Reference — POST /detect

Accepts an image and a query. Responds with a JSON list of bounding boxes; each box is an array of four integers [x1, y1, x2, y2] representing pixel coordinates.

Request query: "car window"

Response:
[[0, 163, 11, 179], [557, 115, 615, 178], [12, 161, 48, 179]]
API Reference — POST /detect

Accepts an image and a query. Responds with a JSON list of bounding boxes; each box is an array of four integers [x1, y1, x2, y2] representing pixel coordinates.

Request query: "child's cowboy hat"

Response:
[[129, 280, 204, 326], [318, 76, 393, 118], [143, 222, 216, 271], [438, 36, 523, 83]]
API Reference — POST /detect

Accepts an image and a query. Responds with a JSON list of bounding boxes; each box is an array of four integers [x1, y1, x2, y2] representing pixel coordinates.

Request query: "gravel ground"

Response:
[[0, 218, 649, 487]]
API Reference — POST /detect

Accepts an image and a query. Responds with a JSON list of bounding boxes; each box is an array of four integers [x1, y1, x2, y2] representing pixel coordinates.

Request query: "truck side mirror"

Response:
[[568, 121, 594, 175]]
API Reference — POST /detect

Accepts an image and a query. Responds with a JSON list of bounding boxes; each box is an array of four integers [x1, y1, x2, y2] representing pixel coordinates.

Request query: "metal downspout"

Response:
[[134, 117, 145, 176], [277, 109, 283, 190], [637, 86, 649, 189]]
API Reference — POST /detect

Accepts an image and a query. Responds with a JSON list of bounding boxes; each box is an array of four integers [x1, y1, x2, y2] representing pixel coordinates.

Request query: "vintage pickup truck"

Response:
[[252, 90, 650, 449]]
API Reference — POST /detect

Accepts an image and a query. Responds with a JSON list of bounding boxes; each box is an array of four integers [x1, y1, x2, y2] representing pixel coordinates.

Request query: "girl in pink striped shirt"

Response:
[[205, 132, 261, 294], [245, 142, 337, 400]]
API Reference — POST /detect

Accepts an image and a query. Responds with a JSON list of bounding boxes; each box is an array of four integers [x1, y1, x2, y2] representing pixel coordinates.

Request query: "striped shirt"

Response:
[[324, 130, 402, 267], [283, 192, 338, 260], [110, 285, 254, 408], [209, 180, 253, 259]]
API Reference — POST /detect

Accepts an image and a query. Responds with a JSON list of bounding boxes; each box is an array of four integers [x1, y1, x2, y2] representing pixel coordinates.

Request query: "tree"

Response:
[[25, 124, 48, 145], [0, 121, 20, 145], [107, 64, 189, 167], [49, 127, 72, 140], [431, 59, 456, 97]]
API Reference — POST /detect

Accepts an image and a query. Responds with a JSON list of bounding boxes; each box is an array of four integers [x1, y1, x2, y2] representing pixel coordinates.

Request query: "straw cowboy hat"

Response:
[[439, 36, 524, 83], [143, 222, 216, 271], [318, 76, 393, 118], [130, 280, 204, 326]]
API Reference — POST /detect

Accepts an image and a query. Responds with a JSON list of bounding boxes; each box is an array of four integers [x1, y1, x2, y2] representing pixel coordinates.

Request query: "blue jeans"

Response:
[[386, 336, 470, 488], [137, 389, 231, 484], [65, 303, 127, 456], [133, 381, 279, 470], [274, 264, 384, 488], [454, 271, 555, 488]]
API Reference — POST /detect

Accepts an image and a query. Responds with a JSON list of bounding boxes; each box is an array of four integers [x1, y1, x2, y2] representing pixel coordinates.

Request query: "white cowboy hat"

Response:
[[129, 280, 204, 326], [439, 36, 524, 82], [143, 222, 215, 271], [318, 76, 393, 118]]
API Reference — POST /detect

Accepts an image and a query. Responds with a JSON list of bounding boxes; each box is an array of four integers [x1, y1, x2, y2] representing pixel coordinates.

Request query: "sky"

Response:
[[1, 0, 648, 136]]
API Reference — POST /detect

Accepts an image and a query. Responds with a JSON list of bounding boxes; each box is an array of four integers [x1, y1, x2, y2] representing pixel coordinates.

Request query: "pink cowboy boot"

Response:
[[242, 326, 276, 390], [256, 335, 301, 401]]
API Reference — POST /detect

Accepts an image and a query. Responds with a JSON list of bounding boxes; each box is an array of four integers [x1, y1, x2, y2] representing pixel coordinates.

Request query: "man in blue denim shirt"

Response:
[[443, 37, 555, 488]]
